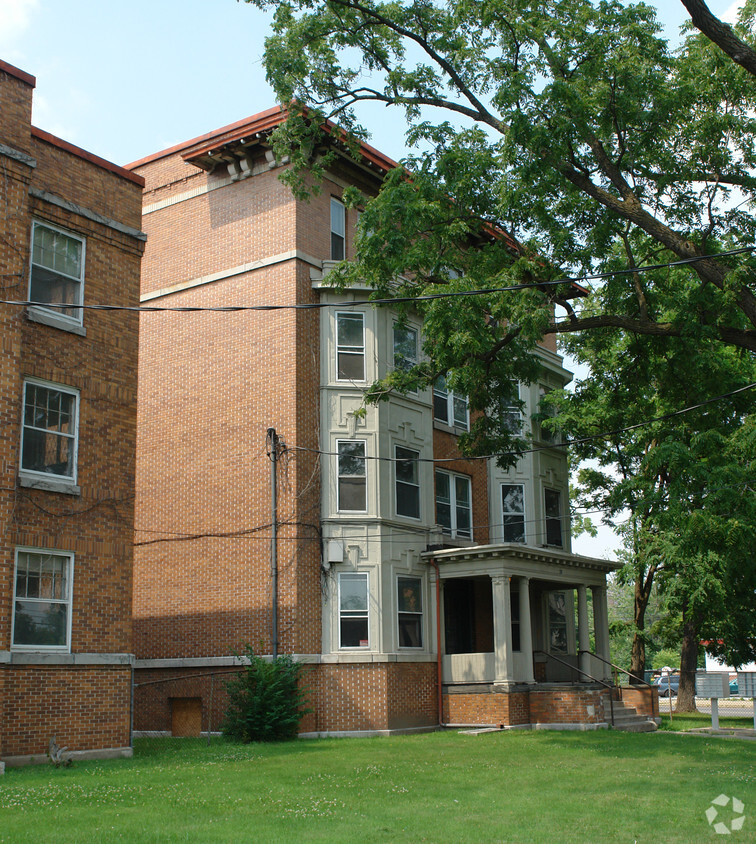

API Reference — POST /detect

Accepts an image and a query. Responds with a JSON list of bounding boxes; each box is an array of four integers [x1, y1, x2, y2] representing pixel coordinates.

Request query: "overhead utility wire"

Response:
[[0, 248, 751, 313], [290, 382, 756, 465]]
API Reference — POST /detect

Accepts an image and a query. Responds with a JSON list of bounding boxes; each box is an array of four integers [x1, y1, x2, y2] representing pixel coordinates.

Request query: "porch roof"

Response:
[[422, 542, 619, 577]]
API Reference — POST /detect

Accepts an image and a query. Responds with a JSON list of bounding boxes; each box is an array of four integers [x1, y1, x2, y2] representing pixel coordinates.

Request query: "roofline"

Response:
[[31, 127, 145, 187], [0, 59, 36, 88], [125, 104, 399, 175]]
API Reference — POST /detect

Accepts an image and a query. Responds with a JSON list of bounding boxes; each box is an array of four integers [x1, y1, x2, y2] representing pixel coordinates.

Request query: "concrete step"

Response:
[[609, 700, 658, 732]]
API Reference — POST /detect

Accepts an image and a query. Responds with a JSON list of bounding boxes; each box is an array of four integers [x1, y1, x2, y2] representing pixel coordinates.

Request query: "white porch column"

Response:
[[591, 585, 612, 678], [491, 574, 513, 686], [577, 584, 591, 679], [518, 576, 535, 683]]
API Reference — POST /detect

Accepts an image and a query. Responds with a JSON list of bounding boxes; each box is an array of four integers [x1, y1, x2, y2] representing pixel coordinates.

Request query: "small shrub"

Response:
[[222, 646, 310, 742]]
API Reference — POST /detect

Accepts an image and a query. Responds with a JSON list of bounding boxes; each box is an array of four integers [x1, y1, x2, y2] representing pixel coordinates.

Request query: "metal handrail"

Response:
[[579, 650, 658, 719], [534, 649, 616, 727]]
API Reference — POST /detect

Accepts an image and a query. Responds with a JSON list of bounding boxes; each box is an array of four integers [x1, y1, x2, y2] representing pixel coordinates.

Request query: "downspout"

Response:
[[431, 558, 446, 727]]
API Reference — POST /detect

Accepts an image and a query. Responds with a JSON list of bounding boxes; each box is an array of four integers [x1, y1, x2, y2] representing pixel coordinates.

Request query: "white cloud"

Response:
[[0, 0, 39, 53], [721, 1, 743, 24]]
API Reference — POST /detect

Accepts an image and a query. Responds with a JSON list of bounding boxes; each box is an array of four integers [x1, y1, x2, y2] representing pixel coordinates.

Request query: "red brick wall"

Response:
[[1, 62, 143, 759], [1, 666, 131, 757], [444, 687, 608, 727], [621, 686, 659, 720]]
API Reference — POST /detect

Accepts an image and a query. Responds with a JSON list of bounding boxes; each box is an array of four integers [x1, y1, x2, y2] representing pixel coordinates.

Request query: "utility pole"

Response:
[[267, 427, 280, 659]]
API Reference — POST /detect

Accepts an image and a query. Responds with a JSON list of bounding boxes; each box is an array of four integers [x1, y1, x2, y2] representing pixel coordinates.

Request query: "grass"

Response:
[[659, 711, 755, 732], [1, 730, 754, 843]]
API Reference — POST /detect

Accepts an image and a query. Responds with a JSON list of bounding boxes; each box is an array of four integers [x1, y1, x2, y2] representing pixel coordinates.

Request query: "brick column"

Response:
[[491, 575, 513, 687]]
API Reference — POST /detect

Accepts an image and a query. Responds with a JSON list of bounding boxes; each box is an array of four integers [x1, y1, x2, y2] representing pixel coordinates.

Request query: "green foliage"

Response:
[[652, 648, 681, 670], [222, 647, 310, 742]]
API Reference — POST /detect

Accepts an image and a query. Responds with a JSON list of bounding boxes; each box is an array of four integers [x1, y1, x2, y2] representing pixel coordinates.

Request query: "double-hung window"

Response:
[[29, 220, 85, 326], [397, 576, 423, 648], [435, 471, 472, 539], [544, 488, 563, 547], [13, 548, 73, 650], [336, 312, 365, 381], [337, 440, 366, 512], [330, 198, 345, 260], [548, 591, 568, 654], [393, 324, 417, 372], [21, 379, 79, 482], [395, 446, 420, 519], [433, 375, 469, 430], [501, 484, 526, 543], [339, 572, 369, 648]]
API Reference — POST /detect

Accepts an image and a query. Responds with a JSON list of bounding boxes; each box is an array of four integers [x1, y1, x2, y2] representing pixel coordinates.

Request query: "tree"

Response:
[[681, 0, 756, 77], [249, 0, 756, 374], [549, 283, 756, 708]]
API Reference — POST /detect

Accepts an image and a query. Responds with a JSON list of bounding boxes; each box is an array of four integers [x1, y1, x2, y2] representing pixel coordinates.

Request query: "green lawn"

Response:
[[659, 711, 755, 732], [1, 730, 754, 843]]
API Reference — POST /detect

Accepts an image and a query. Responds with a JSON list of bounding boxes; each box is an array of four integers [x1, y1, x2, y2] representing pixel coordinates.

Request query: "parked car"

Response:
[[655, 675, 679, 697]]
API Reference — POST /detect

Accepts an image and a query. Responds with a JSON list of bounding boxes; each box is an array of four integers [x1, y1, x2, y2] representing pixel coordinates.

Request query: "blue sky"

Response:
[[0, 0, 743, 558]]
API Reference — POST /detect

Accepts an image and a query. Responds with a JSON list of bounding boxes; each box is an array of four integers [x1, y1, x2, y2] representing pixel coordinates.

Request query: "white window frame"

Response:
[[395, 445, 421, 520], [544, 487, 563, 547], [330, 197, 346, 260], [335, 311, 366, 382], [502, 381, 523, 434], [435, 470, 472, 539], [336, 439, 367, 513], [338, 571, 369, 649], [501, 483, 526, 544], [28, 219, 86, 329], [433, 376, 469, 431], [12, 547, 74, 652], [397, 575, 423, 649], [20, 378, 80, 484]]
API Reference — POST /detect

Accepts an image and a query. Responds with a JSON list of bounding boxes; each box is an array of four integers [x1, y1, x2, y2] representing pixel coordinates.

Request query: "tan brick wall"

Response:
[[1, 665, 131, 757]]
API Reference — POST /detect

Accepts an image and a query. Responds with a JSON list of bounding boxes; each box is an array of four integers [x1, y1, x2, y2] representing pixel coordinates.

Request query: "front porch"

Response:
[[426, 543, 623, 729]]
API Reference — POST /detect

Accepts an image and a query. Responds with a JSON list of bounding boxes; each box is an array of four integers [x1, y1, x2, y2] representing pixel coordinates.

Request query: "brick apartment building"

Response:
[[0, 60, 145, 766], [128, 108, 627, 736]]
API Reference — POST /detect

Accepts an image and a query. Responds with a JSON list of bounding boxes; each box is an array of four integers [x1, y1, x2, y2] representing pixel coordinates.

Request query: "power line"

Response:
[[289, 382, 756, 465], [1, 248, 751, 313]]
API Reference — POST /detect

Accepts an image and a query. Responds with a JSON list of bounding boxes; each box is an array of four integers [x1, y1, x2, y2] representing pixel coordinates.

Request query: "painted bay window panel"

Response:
[[29, 220, 85, 324], [330, 197, 345, 260], [397, 576, 423, 648], [395, 446, 420, 519], [21, 380, 79, 481], [502, 381, 523, 434], [548, 591, 568, 654], [13, 549, 73, 650], [501, 484, 525, 543], [511, 589, 521, 652], [339, 572, 369, 648], [544, 488, 563, 547], [337, 440, 366, 512], [336, 312, 365, 381], [435, 470, 472, 539]]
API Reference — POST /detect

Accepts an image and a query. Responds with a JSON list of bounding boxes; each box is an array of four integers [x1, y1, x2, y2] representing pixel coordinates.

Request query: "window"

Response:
[[398, 576, 423, 648], [501, 484, 526, 543], [435, 471, 472, 539], [21, 380, 79, 481], [13, 549, 72, 649], [548, 591, 568, 654], [29, 221, 85, 324], [395, 446, 420, 519], [544, 488, 563, 547], [339, 572, 368, 648], [433, 375, 469, 430], [501, 382, 522, 434], [337, 440, 366, 512], [331, 198, 345, 260], [539, 387, 559, 443], [393, 324, 417, 371], [336, 312, 365, 381]]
